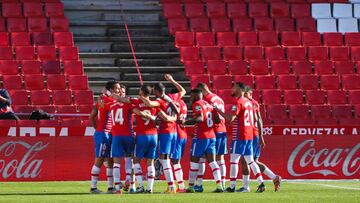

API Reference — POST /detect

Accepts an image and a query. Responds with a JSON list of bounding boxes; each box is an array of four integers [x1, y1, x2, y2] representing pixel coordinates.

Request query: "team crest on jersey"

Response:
[[195, 105, 201, 111], [232, 105, 237, 111]]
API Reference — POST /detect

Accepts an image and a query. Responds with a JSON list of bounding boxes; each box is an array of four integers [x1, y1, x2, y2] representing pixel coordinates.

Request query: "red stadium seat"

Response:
[[206, 2, 225, 18], [54, 32, 74, 47], [238, 32, 258, 46], [281, 31, 301, 46], [256, 75, 276, 89], [11, 32, 30, 46], [207, 60, 227, 75], [0, 47, 13, 60], [184, 3, 204, 18], [57, 105, 77, 114], [311, 105, 332, 119], [284, 90, 304, 105], [295, 119, 316, 125], [330, 47, 349, 61], [244, 46, 263, 61], [0, 60, 19, 75], [217, 32, 236, 47], [254, 17, 274, 31], [296, 17, 316, 32], [190, 74, 210, 88], [333, 105, 353, 119], [308, 46, 328, 61], [249, 3, 268, 17], [184, 61, 205, 75], [7, 18, 27, 32], [73, 90, 94, 105], [190, 17, 209, 32], [24, 74, 44, 90], [262, 89, 282, 104], [162, 3, 182, 18], [249, 60, 269, 75], [232, 18, 253, 32], [314, 61, 333, 75], [2, 3, 22, 17], [349, 90, 360, 104], [21, 60, 41, 75], [15, 46, 35, 60], [227, 3, 247, 18], [287, 47, 306, 61], [217, 89, 236, 104], [46, 74, 66, 90], [299, 75, 319, 90], [265, 47, 285, 60], [270, 3, 289, 17], [344, 33, 360, 46], [292, 60, 312, 75], [23, 2, 43, 17], [228, 60, 248, 75], [52, 90, 72, 105], [342, 75, 360, 90], [278, 75, 297, 90], [196, 32, 215, 47], [77, 105, 93, 114], [351, 47, 360, 61], [68, 75, 89, 90], [291, 4, 310, 18], [274, 18, 294, 32], [8, 90, 28, 105], [37, 46, 57, 61], [259, 31, 279, 46], [45, 2, 65, 17], [175, 32, 194, 47], [355, 105, 360, 118], [50, 17, 69, 32], [32, 32, 53, 45], [289, 104, 310, 119], [271, 60, 291, 75], [59, 47, 79, 61], [320, 75, 340, 90], [38, 119, 59, 126], [301, 32, 321, 47], [42, 60, 61, 74], [30, 90, 51, 105], [63, 60, 84, 75], [233, 75, 254, 88], [223, 47, 243, 61], [2, 75, 23, 89], [338, 118, 360, 126], [305, 90, 326, 105], [323, 33, 343, 46], [333, 61, 355, 75], [212, 75, 232, 89], [168, 17, 188, 35], [13, 105, 35, 114], [180, 47, 199, 62], [267, 104, 288, 119], [27, 17, 48, 32], [327, 90, 347, 105], [210, 17, 231, 32], [0, 18, 5, 32], [0, 32, 9, 46]]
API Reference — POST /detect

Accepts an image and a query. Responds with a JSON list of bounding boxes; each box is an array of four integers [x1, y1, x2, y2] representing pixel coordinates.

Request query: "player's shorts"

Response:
[[171, 138, 187, 160], [135, 134, 158, 159], [253, 135, 261, 159], [93, 131, 112, 158], [215, 132, 228, 155], [158, 133, 177, 155], [111, 136, 135, 158], [190, 137, 216, 158], [230, 139, 253, 156]]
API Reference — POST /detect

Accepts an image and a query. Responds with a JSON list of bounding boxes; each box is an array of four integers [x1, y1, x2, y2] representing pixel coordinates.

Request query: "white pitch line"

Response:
[[289, 181, 360, 191]]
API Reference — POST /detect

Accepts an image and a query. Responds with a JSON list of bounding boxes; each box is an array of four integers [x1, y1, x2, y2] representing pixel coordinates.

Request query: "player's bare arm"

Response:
[[132, 108, 156, 121], [139, 96, 160, 108], [184, 113, 204, 125], [164, 74, 186, 98], [158, 110, 177, 122], [213, 106, 236, 123], [256, 111, 265, 148], [110, 94, 131, 104], [89, 106, 98, 128]]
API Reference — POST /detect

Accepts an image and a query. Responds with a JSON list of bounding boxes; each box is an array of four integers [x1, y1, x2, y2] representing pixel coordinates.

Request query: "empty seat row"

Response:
[[12, 104, 92, 114], [1, 2, 63, 18], [0, 46, 79, 60], [1, 74, 89, 90], [0, 17, 68, 32], [312, 3, 360, 19], [189, 74, 360, 90], [176, 31, 360, 47], [180, 46, 360, 62], [0, 32, 73, 46]]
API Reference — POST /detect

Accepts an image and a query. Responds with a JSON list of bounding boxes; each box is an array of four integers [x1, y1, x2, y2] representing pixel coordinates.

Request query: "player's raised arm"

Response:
[[165, 74, 186, 98], [110, 93, 131, 104], [157, 110, 177, 122], [139, 96, 160, 108]]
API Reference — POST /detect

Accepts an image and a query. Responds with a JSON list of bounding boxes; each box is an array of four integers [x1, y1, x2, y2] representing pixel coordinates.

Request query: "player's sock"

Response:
[[113, 163, 121, 190], [217, 159, 226, 187], [209, 161, 222, 187], [147, 165, 155, 191], [242, 175, 250, 189], [263, 167, 277, 180], [161, 159, 175, 189], [245, 155, 264, 184], [91, 165, 101, 189], [133, 163, 144, 187], [197, 158, 206, 186], [189, 162, 199, 187], [106, 167, 114, 189], [173, 163, 185, 190], [124, 157, 133, 182], [229, 154, 241, 189]]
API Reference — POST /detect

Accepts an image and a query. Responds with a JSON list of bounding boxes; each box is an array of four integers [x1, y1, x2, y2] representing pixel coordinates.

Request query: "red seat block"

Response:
[[351, 47, 360, 61], [24, 74, 45, 90], [249, 3, 268, 17], [289, 104, 310, 119], [233, 75, 254, 88], [168, 17, 188, 35], [53, 90, 72, 105], [308, 46, 328, 61], [299, 75, 319, 90], [45, 2, 65, 17], [46, 74, 66, 90], [271, 60, 291, 75], [256, 75, 276, 89], [349, 90, 360, 104], [206, 2, 226, 18], [0, 32, 9, 46], [250, 60, 269, 75], [0, 60, 19, 75], [228, 60, 248, 75], [37, 46, 56, 61], [57, 105, 77, 114], [54, 32, 74, 47], [305, 90, 326, 105], [270, 3, 289, 17], [278, 75, 297, 90], [314, 61, 333, 75], [291, 4, 310, 18], [344, 33, 360, 46], [0, 18, 6, 32], [217, 89, 236, 104], [342, 75, 360, 90], [333, 105, 353, 119], [302, 32, 321, 47], [2, 75, 22, 90], [8, 90, 28, 105], [23, 2, 43, 17], [212, 75, 232, 89], [190, 74, 210, 88], [50, 17, 69, 32], [254, 17, 274, 31], [311, 105, 332, 119], [190, 17, 209, 32], [262, 89, 282, 104], [207, 60, 227, 75], [30, 90, 51, 105], [323, 32, 343, 46], [185, 3, 204, 18], [63, 60, 84, 75], [232, 18, 253, 32], [265, 47, 285, 60], [0, 47, 13, 60], [320, 75, 340, 90], [201, 46, 221, 61], [275, 18, 294, 32], [281, 31, 301, 46], [68, 75, 89, 90], [244, 46, 263, 61], [2, 3, 22, 18], [217, 32, 236, 47], [180, 47, 199, 62], [73, 90, 94, 105], [223, 46, 243, 61], [296, 17, 316, 32], [28, 17, 48, 32], [15, 46, 35, 60], [59, 47, 79, 61], [227, 3, 247, 18], [32, 32, 53, 45], [292, 60, 312, 75], [163, 3, 183, 18], [259, 31, 279, 46], [267, 104, 288, 119], [284, 90, 304, 104], [238, 32, 258, 46], [175, 32, 194, 47], [21, 60, 41, 75], [11, 32, 30, 46], [196, 32, 215, 47], [210, 17, 231, 32], [184, 61, 205, 75], [287, 47, 306, 61], [330, 47, 349, 61], [334, 61, 355, 75], [327, 90, 347, 105], [42, 60, 61, 74]]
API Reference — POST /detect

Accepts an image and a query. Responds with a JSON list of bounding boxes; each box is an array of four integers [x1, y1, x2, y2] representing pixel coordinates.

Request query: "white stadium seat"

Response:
[[350, 0, 360, 3], [333, 3, 353, 18], [312, 4, 332, 19], [338, 18, 359, 33], [355, 4, 360, 18], [317, 18, 337, 33]]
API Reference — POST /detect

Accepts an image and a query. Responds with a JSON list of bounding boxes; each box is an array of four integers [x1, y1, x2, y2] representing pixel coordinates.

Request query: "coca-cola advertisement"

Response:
[[0, 126, 359, 181]]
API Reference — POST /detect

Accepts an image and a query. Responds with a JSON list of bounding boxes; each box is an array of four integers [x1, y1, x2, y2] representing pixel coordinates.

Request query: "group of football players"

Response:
[[88, 74, 281, 195]]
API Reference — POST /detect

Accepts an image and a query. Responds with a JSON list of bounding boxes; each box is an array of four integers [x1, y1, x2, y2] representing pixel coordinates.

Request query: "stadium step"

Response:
[[111, 43, 176, 52], [84, 66, 184, 73], [107, 28, 167, 37]]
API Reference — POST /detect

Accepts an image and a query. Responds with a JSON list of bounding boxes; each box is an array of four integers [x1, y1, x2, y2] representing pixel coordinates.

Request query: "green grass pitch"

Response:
[[0, 180, 359, 203]]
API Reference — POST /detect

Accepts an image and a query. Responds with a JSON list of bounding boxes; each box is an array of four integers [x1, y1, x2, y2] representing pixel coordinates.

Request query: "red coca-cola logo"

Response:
[[0, 141, 48, 179], [287, 139, 360, 177]]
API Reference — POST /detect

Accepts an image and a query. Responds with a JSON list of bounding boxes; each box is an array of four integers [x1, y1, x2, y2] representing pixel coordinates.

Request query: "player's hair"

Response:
[[196, 83, 208, 91], [119, 84, 126, 89], [154, 82, 165, 93], [234, 82, 246, 90], [191, 88, 202, 95], [244, 85, 252, 93], [141, 84, 152, 96], [105, 80, 119, 91], [170, 88, 179, 94]]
